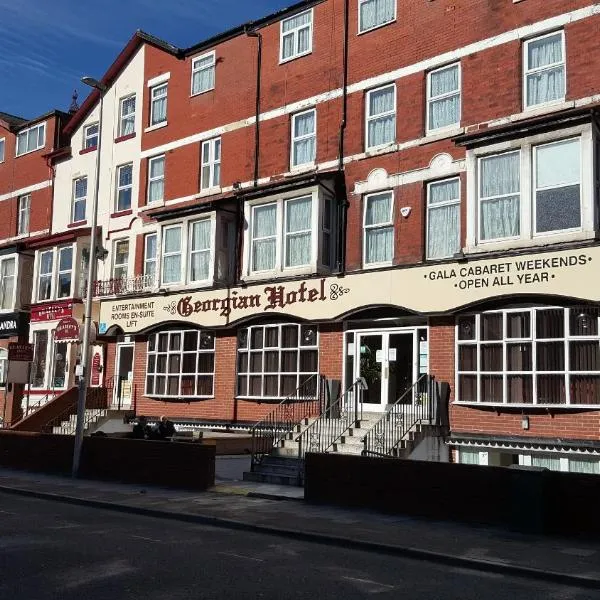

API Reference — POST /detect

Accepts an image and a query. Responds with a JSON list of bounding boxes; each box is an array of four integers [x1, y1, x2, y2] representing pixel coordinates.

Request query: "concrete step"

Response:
[[260, 456, 303, 468], [243, 471, 302, 487]]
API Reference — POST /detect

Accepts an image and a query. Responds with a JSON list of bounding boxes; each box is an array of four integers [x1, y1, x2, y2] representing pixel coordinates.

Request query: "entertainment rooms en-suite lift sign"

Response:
[[99, 246, 600, 333]]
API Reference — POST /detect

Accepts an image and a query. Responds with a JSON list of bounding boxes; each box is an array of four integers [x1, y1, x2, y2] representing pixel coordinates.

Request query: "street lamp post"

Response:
[[72, 76, 107, 478]]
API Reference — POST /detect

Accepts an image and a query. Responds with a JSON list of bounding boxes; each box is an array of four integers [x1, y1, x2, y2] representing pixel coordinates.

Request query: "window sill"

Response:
[[362, 261, 393, 270], [146, 395, 214, 401], [364, 142, 397, 158], [110, 209, 133, 219], [79, 146, 97, 155], [422, 126, 464, 143], [15, 147, 44, 158], [236, 396, 293, 404], [114, 133, 136, 144], [199, 186, 222, 197], [157, 280, 214, 293], [145, 122, 168, 133], [453, 401, 600, 410], [522, 98, 567, 114], [67, 220, 87, 229], [289, 163, 316, 175], [465, 230, 596, 255], [242, 265, 318, 283], [190, 88, 215, 98], [279, 50, 313, 65], [357, 18, 396, 36]]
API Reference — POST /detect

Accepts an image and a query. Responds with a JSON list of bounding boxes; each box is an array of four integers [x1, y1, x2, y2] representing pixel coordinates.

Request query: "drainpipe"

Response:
[[246, 27, 262, 187], [337, 0, 350, 274]]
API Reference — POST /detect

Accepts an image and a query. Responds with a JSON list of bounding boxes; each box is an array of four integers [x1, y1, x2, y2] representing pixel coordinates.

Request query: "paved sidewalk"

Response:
[[0, 468, 599, 589]]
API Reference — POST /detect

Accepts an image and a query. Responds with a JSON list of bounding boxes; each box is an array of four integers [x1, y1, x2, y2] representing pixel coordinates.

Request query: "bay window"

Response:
[[161, 226, 183, 284], [245, 187, 335, 278], [190, 220, 211, 282], [457, 307, 600, 406], [363, 191, 393, 266], [237, 324, 319, 399], [467, 126, 592, 252], [0, 257, 15, 310], [35, 244, 78, 302], [427, 178, 460, 259], [366, 85, 396, 150], [37, 251, 53, 301], [144, 233, 157, 282], [57, 247, 73, 298], [146, 329, 215, 398], [524, 31, 565, 109]]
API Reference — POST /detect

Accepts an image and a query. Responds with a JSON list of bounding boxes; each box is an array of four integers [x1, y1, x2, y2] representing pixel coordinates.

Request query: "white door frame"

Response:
[[114, 342, 135, 408]]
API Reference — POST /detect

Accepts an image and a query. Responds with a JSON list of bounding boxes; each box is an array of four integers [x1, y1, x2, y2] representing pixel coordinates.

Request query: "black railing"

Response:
[[250, 374, 326, 470], [362, 374, 438, 457], [297, 378, 366, 458]]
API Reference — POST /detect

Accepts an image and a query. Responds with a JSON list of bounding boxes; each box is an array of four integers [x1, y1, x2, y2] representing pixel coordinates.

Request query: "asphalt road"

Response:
[[0, 492, 596, 600]]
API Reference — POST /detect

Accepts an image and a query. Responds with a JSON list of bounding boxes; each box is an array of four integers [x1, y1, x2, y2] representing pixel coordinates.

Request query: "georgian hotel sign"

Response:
[[99, 247, 600, 334]]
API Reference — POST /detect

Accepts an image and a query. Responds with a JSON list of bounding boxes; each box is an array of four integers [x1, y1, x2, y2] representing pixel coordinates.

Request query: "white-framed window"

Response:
[[0, 138, 5, 162], [16, 123, 45, 156], [280, 9, 313, 62], [31, 330, 49, 388], [115, 163, 133, 212], [519, 453, 600, 474], [189, 220, 211, 282], [0, 349, 7, 387], [363, 191, 393, 266], [83, 123, 99, 149], [359, 0, 396, 34], [150, 83, 167, 126], [524, 31, 566, 109], [201, 138, 221, 190], [118, 95, 136, 136], [291, 109, 316, 168], [147, 155, 165, 203], [457, 306, 600, 407], [17, 194, 30, 236], [244, 188, 335, 277], [427, 63, 461, 133], [237, 324, 319, 399], [146, 329, 215, 398], [57, 246, 73, 299], [365, 85, 395, 150], [161, 225, 183, 285], [37, 250, 53, 301], [143, 233, 157, 283], [0, 257, 16, 310], [427, 178, 460, 260], [191, 51, 215, 96], [112, 240, 129, 281], [467, 126, 591, 251], [72, 177, 87, 223]]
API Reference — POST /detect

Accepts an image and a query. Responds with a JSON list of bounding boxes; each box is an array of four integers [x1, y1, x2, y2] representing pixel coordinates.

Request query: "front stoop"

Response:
[[243, 456, 304, 487]]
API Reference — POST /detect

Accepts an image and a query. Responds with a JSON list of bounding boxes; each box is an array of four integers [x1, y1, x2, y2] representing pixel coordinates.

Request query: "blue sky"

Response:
[[0, 0, 292, 119]]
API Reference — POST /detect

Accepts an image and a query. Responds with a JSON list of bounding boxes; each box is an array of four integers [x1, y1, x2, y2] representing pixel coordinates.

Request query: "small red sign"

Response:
[[91, 352, 101, 386], [8, 342, 34, 362], [55, 317, 80, 342], [31, 302, 73, 323]]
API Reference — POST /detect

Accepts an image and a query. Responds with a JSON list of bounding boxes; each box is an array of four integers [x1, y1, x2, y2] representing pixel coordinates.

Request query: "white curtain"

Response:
[[293, 111, 316, 166], [252, 205, 277, 271], [368, 87, 395, 147], [144, 235, 157, 279], [121, 97, 135, 135], [152, 93, 167, 125], [190, 220, 211, 281], [283, 11, 311, 57], [459, 449, 480, 465], [0, 258, 14, 310], [285, 198, 312, 267], [365, 192, 391, 226], [360, 0, 395, 31], [429, 65, 460, 129], [569, 458, 600, 474], [366, 228, 392, 263], [527, 34, 564, 106], [531, 455, 561, 471], [162, 228, 181, 283], [149, 157, 164, 203], [193, 57, 215, 94], [428, 179, 460, 259], [480, 153, 520, 240]]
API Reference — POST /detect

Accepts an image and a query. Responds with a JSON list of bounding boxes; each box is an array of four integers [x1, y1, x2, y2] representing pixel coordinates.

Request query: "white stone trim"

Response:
[[0, 180, 52, 203], [147, 72, 170, 87]]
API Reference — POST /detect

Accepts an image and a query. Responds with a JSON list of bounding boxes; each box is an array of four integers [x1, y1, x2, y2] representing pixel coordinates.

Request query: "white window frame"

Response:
[[188, 219, 212, 283], [36, 250, 53, 302], [426, 63, 461, 134], [56, 246, 73, 299], [143, 232, 157, 283], [243, 188, 324, 279], [291, 109, 317, 169], [83, 123, 99, 149], [358, 0, 397, 34], [16, 123, 45, 156], [115, 163, 133, 213], [284, 196, 313, 268], [145, 329, 216, 399], [200, 137, 221, 191], [71, 177, 87, 223], [465, 124, 594, 254], [523, 30, 566, 110], [0, 138, 5, 163], [365, 84, 396, 151], [112, 239, 129, 281], [456, 306, 600, 408], [147, 155, 165, 204], [279, 8, 313, 63], [150, 83, 168, 126], [363, 191, 394, 267], [34, 243, 77, 302], [159, 214, 216, 287], [0, 256, 16, 310], [426, 177, 461, 260], [118, 94, 136, 137], [191, 51, 216, 96], [17, 194, 30, 236]]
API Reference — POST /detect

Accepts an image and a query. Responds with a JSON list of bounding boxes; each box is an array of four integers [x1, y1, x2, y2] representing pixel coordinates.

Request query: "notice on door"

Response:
[[388, 348, 397, 362]]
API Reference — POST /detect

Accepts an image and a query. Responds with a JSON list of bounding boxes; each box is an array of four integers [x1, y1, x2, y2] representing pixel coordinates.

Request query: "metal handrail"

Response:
[[296, 377, 365, 458], [362, 374, 438, 457], [93, 274, 155, 297], [250, 374, 326, 470]]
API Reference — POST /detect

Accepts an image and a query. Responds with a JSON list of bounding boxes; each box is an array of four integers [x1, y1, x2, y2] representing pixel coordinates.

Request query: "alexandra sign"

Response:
[[99, 246, 600, 334]]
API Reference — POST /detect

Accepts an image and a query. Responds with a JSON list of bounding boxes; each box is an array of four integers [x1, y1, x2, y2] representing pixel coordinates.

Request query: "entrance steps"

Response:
[[52, 408, 133, 436], [243, 456, 304, 487]]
